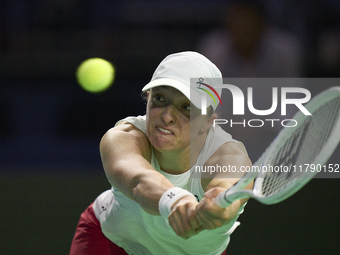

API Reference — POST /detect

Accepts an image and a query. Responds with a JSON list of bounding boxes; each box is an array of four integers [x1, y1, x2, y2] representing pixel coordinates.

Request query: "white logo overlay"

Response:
[[190, 78, 314, 129], [204, 85, 311, 128], [189, 78, 340, 179]]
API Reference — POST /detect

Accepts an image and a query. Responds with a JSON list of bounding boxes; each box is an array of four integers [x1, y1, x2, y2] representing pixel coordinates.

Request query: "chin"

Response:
[[151, 141, 175, 152]]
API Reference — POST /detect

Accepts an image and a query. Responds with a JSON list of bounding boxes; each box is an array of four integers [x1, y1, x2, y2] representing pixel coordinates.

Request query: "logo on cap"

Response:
[[196, 78, 222, 107]]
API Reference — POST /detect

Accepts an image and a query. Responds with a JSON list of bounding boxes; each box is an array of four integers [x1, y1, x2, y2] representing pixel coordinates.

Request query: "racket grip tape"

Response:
[[214, 189, 233, 208], [214, 189, 249, 208]]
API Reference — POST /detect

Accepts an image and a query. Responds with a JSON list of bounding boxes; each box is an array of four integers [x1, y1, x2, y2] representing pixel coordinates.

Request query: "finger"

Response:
[[205, 187, 223, 199], [169, 210, 187, 236], [204, 189, 214, 198], [188, 217, 199, 231], [195, 209, 216, 230], [195, 224, 205, 234], [169, 206, 195, 239], [196, 197, 225, 230], [195, 199, 209, 228], [198, 211, 223, 230], [187, 206, 200, 230], [168, 212, 180, 236]]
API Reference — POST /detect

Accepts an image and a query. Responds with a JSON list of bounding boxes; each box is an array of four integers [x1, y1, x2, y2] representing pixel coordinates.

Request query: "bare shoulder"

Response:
[[201, 142, 252, 190], [208, 142, 250, 163], [102, 121, 147, 140], [100, 121, 151, 161]]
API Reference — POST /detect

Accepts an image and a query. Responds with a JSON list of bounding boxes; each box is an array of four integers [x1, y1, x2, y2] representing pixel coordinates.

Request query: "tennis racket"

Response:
[[214, 86, 340, 208]]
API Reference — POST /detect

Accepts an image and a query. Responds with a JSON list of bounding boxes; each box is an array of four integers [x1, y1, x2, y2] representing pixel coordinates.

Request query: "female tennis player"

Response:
[[70, 51, 252, 255]]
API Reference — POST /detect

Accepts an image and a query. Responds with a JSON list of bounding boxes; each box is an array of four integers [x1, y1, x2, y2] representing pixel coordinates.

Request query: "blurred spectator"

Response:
[[308, 2, 340, 78], [197, 0, 304, 161], [316, 28, 340, 77], [197, 0, 302, 78]]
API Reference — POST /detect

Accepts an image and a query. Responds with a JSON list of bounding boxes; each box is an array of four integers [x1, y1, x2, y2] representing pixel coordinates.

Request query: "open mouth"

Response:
[[157, 126, 174, 135]]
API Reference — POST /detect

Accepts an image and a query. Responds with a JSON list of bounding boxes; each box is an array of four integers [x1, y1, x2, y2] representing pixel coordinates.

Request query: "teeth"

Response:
[[157, 127, 172, 134]]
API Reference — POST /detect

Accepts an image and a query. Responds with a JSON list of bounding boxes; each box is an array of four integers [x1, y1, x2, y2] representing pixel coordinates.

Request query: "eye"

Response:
[[154, 94, 165, 102], [151, 93, 167, 106], [182, 104, 191, 111]]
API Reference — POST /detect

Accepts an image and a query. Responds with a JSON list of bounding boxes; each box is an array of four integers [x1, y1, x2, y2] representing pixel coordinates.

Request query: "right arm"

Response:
[[101, 122, 202, 238], [100, 122, 175, 215]]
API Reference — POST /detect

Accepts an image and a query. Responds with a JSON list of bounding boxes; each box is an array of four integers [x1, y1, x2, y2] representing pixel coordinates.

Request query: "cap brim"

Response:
[[142, 78, 202, 109]]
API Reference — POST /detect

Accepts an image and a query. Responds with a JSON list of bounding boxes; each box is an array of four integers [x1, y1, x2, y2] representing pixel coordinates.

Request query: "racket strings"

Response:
[[260, 96, 340, 197], [298, 97, 340, 166], [261, 122, 308, 196]]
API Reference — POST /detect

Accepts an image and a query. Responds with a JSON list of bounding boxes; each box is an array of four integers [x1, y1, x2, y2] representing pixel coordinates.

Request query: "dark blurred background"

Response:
[[0, 0, 339, 254]]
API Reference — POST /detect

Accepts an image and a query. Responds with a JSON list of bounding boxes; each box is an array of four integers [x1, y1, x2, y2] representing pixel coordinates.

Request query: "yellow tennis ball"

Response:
[[76, 58, 115, 93]]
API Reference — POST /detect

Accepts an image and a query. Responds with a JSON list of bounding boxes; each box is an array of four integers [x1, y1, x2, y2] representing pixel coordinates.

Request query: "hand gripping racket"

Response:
[[215, 86, 340, 208]]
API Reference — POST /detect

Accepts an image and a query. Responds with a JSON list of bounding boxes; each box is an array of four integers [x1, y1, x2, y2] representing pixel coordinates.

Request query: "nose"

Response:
[[161, 104, 177, 124]]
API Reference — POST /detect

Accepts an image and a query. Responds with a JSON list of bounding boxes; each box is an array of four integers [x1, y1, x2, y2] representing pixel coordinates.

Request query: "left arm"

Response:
[[195, 142, 253, 230]]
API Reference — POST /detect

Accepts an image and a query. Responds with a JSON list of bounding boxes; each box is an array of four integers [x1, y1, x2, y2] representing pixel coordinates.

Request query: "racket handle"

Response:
[[214, 189, 232, 208], [214, 170, 257, 208], [214, 189, 252, 208]]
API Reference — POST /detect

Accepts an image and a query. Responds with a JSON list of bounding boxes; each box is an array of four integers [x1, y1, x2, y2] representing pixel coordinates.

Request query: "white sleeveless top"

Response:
[[93, 115, 248, 255]]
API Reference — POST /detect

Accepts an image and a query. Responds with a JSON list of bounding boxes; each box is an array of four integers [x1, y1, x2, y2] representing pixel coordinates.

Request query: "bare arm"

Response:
[[100, 122, 175, 215], [101, 122, 201, 239], [196, 142, 253, 229]]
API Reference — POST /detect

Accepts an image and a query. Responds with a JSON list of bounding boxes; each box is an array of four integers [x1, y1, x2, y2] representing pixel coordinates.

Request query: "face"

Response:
[[145, 86, 215, 154]]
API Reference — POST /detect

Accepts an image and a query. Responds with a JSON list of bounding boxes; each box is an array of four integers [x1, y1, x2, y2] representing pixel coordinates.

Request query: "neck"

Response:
[[154, 132, 207, 174]]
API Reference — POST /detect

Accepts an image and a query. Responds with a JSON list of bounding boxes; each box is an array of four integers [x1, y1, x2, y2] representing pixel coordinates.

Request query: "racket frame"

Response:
[[214, 87, 340, 208]]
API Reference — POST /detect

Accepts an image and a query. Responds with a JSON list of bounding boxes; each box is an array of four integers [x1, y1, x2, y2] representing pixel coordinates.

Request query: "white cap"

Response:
[[142, 51, 223, 110]]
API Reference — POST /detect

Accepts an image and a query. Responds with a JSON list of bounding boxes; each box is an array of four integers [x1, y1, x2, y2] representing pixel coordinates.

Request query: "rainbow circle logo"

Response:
[[196, 77, 222, 106]]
